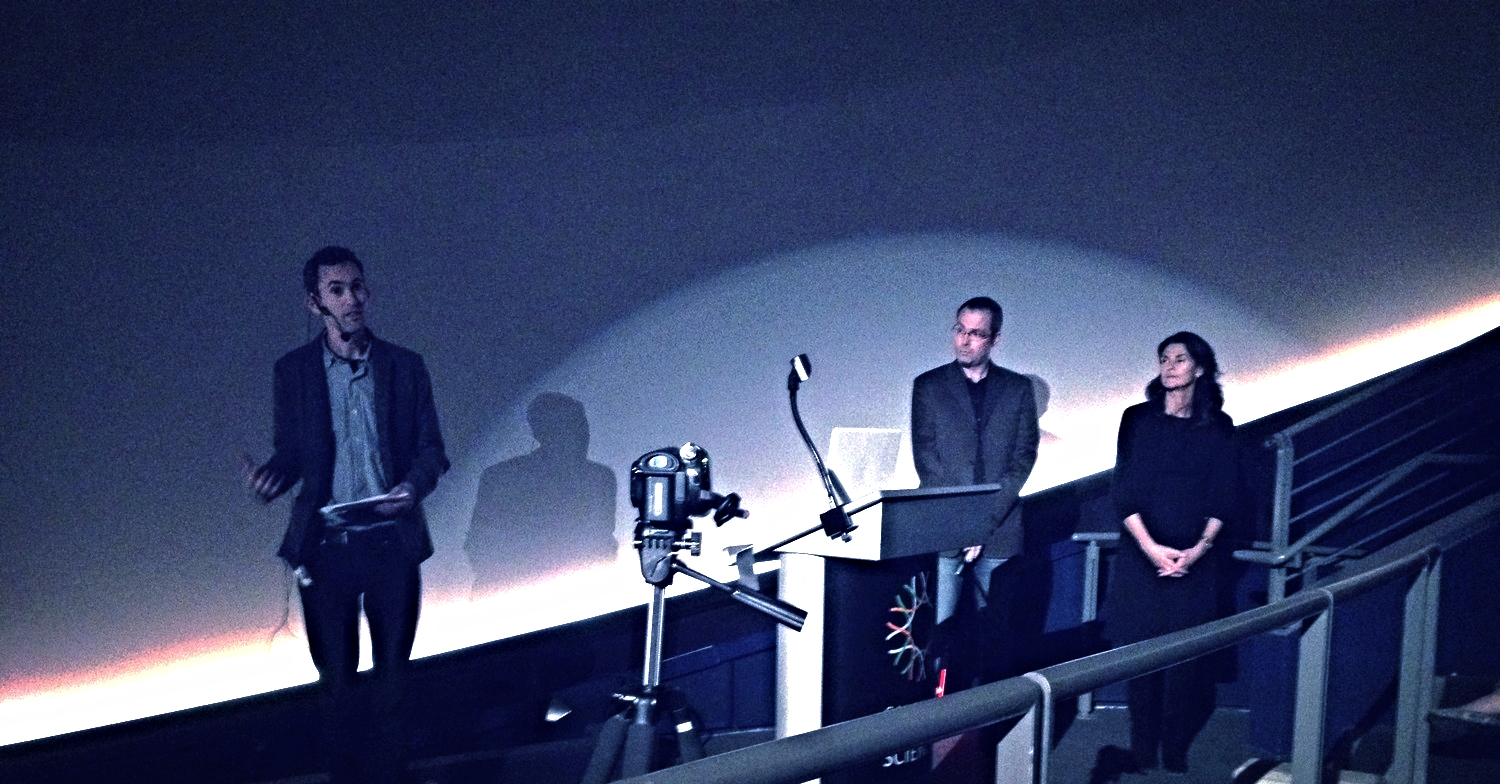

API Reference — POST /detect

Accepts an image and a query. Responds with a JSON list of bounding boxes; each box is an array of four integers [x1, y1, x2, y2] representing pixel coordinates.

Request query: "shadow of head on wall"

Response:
[[464, 392, 619, 595]]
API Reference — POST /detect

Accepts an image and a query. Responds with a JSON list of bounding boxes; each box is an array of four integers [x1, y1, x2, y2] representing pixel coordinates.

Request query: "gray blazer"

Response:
[[263, 334, 450, 567], [910, 361, 1039, 557]]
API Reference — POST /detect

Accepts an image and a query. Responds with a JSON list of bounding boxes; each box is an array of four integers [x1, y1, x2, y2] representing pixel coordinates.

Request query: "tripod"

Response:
[[580, 528, 806, 783]]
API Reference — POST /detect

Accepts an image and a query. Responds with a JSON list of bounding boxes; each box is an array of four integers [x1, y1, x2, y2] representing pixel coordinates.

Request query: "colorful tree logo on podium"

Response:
[[886, 571, 931, 681]]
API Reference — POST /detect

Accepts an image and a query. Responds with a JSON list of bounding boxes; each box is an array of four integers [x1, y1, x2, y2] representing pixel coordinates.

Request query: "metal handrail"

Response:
[[1293, 389, 1433, 467], [1286, 425, 1472, 530], [611, 332, 1500, 784], [1235, 453, 1491, 566], [617, 676, 1041, 784], [1292, 391, 1493, 510], [1241, 331, 1500, 601], [618, 492, 1500, 784], [1267, 328, 1500, 444]]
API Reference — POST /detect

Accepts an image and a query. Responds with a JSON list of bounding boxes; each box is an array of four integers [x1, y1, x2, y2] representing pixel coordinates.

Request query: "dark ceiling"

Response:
[[5, 2, 1498, 342], [7, 4, 1490, 147]]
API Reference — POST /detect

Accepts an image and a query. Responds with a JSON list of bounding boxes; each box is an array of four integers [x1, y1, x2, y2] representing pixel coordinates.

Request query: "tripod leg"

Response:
[[580, 710, 631, 784], [672, 705, 705, 762], [621, 714, 656, 778]]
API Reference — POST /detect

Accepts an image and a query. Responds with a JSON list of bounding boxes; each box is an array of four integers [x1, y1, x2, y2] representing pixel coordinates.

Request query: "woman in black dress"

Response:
[[1105, 331, 1236, 774]]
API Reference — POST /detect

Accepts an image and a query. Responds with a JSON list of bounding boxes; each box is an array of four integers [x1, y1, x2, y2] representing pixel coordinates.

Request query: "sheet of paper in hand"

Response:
[[320, 491, 404, 527]]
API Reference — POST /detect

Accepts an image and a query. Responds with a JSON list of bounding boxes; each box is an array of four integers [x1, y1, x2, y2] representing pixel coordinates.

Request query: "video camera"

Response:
[[629, 442, 746, 583], [630, 442, 745, 535]]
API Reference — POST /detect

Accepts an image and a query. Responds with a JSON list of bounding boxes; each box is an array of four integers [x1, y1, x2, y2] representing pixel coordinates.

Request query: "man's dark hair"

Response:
[[955, 296, 1003, 333], [302, 246, 364, 295]]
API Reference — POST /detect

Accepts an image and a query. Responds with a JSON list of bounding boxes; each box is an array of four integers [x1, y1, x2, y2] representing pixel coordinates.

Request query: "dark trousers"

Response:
[[934, 553, 1040, 688], [299, 533, 422, 784], [1126, 657, 1214, 769]]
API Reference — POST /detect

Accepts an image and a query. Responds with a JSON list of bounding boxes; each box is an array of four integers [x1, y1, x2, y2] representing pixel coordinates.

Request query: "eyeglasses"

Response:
[[951, 325, 993, 341]]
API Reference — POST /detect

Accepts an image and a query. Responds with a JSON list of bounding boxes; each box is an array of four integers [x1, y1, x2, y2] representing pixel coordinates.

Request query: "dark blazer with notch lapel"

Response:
[[263, 333, 450, 568], [911, 360, 1040, 557]]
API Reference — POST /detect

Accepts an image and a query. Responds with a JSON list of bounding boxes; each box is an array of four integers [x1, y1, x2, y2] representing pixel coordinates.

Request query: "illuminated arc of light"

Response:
[[7, 296, 1497, 746]]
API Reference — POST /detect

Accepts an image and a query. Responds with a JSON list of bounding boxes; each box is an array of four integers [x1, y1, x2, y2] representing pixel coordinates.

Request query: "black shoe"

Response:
[[1162, 751, 1188, 774]]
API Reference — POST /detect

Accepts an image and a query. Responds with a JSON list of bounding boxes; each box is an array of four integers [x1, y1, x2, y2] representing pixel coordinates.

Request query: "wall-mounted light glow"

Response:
[[4, 237, 1493, 748]]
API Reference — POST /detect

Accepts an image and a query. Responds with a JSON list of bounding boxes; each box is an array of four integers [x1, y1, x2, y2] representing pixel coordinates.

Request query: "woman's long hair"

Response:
[[1144, 331, 1224, 422]]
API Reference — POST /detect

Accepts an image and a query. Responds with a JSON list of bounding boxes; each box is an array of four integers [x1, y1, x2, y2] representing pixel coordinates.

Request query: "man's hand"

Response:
[[373, 482, 416, 518], [962, 545, 984, 563], [239, 453, 289, 502]]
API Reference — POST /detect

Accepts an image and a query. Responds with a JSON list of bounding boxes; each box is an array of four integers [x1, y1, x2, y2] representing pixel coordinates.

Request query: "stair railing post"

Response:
[[1291, 590, 1334, 784], [1269, 432, 1296, 602], [1387, 552, 1441, 784]]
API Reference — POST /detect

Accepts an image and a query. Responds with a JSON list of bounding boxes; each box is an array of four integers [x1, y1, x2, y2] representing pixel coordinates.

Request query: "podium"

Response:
[[776, 484, 1001, 783]]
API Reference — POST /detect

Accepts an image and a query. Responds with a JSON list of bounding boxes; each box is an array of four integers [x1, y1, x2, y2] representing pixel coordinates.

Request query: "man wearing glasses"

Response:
[[911, 296, 1039, 686]]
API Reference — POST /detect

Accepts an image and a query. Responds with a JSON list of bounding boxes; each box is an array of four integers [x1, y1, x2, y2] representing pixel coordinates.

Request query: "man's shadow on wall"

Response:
[[465, 393, 618, 596]]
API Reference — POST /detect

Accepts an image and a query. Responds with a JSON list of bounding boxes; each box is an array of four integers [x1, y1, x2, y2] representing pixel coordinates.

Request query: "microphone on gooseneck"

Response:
[[787, 353, 811, 391], [786, 354, 854, 539]]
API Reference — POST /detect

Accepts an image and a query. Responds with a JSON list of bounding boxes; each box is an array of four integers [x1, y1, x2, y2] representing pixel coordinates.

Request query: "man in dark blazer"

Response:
[[911, 296, 1039, 677], [246, 245, 448, 784]]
